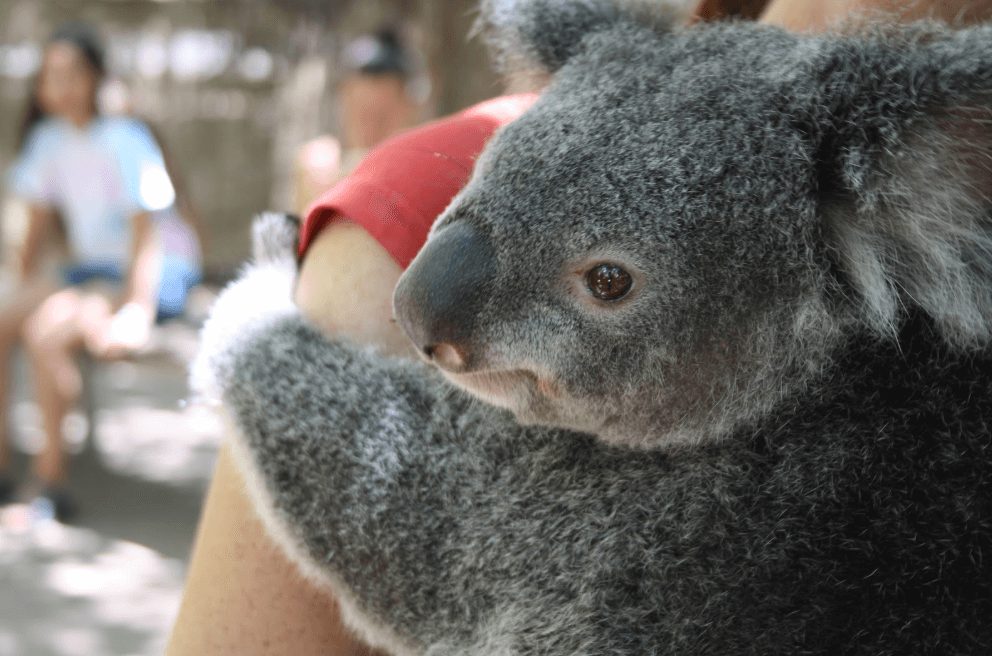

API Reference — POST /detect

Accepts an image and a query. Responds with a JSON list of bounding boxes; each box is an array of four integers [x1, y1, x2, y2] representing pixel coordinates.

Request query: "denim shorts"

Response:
[[62, 256, 201, 321]]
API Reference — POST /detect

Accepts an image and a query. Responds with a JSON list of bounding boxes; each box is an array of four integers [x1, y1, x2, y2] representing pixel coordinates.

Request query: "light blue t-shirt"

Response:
[[7, 115, 199, 269]]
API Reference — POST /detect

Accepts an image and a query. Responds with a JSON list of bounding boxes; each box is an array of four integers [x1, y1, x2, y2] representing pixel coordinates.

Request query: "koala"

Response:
[[194, 2, 992, 654]]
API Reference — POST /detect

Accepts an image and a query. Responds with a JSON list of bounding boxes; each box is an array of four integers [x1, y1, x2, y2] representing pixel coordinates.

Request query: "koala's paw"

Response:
[[252, 212, 300, 266]]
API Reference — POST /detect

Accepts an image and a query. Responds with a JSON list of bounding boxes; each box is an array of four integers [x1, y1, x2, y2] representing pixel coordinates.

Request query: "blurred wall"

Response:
[[0, 0, 499, 277]]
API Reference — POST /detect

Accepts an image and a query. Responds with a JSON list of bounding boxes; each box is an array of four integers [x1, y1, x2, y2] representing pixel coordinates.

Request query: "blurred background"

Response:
[[0, 0, 501, 274], [0, 1, 503, 654]]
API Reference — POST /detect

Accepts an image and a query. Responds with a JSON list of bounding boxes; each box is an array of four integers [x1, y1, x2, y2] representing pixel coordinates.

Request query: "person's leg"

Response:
[[0, 279, 56, 478], [0, 299, 27, 497], [0, 312, 21, 474], [21, 288, 103, 486]]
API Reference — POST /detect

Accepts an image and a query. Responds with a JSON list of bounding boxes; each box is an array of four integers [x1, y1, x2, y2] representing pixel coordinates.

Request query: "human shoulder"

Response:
[[96, 115, 157, 147], [7, 118, 65, 200], [295, 220, 414, 357], [19, 117, 65, 157]]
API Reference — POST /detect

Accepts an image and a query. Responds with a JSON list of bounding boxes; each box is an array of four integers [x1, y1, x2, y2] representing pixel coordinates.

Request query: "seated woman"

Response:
[[0, 23, 202, 521]]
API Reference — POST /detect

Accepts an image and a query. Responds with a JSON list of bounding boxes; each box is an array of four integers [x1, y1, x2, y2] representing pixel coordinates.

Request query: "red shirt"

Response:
[[298, 94, 537, 268]]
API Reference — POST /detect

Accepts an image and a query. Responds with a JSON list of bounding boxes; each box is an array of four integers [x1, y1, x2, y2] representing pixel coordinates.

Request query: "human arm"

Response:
[[167, 220, 403, 655], [17, 204, 58, 282], [86, 210, 160, 358], [166, 87, 536, 650], [147, 121, 209, 255], [166, 441, 380, 655], [123, 211, 159, 313], [9, 124, 60, 283], [758, 0, 992, 30], [294, 220, 415, 357]]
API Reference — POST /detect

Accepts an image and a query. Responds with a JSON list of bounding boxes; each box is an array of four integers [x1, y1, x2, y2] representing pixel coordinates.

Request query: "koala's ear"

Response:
[[477, 0, 678, 74], [819, 29, 992, 348]]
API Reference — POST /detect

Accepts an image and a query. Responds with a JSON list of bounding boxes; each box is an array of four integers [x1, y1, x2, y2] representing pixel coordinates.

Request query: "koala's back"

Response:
[[208, 225, 992, 655], [424, 317, 992, 655]]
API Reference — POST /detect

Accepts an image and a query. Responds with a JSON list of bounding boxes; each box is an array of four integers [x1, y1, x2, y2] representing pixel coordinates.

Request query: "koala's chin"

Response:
[[438, 366, 587, 431], [441, 367, 644, 444], [441, 368, 548, 417]]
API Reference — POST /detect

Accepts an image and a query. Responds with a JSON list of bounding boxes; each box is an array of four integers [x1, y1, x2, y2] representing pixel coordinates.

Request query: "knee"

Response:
[[21, 315, 48, 357], [21, 316, 82, 400], [21, 313, 67, 362]]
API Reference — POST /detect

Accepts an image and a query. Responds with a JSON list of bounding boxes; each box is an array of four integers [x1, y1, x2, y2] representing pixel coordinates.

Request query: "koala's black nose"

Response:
[[393, 221, 495, 372]]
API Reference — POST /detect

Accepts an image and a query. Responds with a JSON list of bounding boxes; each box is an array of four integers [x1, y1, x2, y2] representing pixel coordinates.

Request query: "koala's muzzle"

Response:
[[394, 222, 495, 372]]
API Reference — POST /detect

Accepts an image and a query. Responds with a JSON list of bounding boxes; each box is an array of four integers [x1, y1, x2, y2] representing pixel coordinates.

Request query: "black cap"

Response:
[[343, 28, 411, 78]]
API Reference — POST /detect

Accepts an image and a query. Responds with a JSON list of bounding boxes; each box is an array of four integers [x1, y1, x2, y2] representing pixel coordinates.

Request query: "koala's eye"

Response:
[[585, 263, 633, 301]]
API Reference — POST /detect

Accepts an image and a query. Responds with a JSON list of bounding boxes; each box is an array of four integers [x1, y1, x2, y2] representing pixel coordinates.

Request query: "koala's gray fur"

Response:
[[195, 3, 992, 654]]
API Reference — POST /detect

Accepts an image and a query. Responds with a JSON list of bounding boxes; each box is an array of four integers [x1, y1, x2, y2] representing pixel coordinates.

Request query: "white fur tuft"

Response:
[[826, 122, 992, 349]]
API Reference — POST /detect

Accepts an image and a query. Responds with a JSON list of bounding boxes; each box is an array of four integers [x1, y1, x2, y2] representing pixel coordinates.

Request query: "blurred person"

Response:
[[0, 23, 202, 521], [292, 135, 342, 217], [170, 0, 992, 653], [99, 75, 210, 259], [292, 28, 418, 214], [338, 28, 419, 172]]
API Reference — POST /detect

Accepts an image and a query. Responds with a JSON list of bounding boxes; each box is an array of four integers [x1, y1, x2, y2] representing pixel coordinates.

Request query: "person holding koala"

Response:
[[169, 93, 537, 655], [170, 0, 992, 654]]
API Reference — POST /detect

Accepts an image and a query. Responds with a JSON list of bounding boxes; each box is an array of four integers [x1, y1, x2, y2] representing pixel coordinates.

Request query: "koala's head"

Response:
[[394, 0, 992, 449]]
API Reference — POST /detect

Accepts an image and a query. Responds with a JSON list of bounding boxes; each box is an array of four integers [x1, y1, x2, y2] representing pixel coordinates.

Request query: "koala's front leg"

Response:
[[203, 302, 512, 654], [192, 214, 616, 655]]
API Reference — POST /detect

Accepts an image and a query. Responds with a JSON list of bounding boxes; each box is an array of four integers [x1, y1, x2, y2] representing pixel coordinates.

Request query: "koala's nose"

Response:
[[393, 221, 495, 372]]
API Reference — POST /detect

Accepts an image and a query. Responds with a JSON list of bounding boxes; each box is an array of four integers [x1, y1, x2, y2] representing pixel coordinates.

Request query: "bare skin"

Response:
[[0, 276, 56, 472], [0, 205, 58, 471], [339, 75, 416, 153], [759, 0, 992, 29], [294, 221, 414, 357], [168, 2, 992, 654], [167, 438, 384, 656]]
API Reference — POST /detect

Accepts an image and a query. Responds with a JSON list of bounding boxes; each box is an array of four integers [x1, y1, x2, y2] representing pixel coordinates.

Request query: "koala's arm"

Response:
[[202, 302, 664, 656], [214, 321, 525, 655], [188, 222, 528, 654], [169, 221, 403, 656]]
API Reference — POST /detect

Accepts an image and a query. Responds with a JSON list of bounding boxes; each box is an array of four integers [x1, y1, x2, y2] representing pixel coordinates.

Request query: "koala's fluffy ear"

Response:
[[477, 0, 679, 74], [820, 27, 992, 348]]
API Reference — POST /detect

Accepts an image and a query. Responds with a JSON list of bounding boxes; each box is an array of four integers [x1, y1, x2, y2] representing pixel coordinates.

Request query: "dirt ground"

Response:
[[0, 313, 223, 656]]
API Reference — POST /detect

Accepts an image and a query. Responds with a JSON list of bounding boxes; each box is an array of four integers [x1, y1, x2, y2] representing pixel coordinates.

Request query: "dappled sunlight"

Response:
[[0, 516, 184, 656], [9, 352, 223, 486], [95, 403, 222, 485]]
